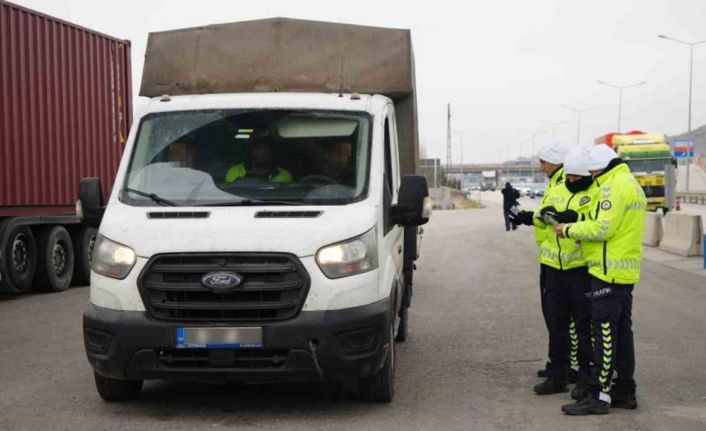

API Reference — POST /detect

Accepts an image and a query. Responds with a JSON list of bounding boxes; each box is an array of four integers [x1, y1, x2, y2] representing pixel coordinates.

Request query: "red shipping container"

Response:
[[0, 0, 132, 217]]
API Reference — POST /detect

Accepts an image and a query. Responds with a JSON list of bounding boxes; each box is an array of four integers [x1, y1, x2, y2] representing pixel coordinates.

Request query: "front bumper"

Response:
[[83, 299, 391, 383], [646, 197, 665, 211]]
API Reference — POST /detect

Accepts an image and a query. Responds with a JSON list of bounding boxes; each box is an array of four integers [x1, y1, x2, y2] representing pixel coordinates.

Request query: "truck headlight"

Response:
[[91, 234, 136, 279], [316, 227, 378, 279]]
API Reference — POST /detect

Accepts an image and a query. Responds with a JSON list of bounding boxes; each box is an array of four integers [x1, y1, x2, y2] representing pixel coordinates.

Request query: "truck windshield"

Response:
[[122, 110, 371, 206], [625, 158, 670, 174]]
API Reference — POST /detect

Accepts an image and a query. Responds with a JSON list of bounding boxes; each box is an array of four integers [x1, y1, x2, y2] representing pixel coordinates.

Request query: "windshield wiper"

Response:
[[124, 188, 179, 206], [196, 198, 304, 207]]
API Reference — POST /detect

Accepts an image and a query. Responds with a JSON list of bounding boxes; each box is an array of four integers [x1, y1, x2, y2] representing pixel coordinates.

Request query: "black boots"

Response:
[[563, 384, 637, 415], [561, 397, 610, 415], [537, 366, 577, 384], [570, 374, 591, 400], [534, 376, 569, 395], [610, 383, 638, 409]]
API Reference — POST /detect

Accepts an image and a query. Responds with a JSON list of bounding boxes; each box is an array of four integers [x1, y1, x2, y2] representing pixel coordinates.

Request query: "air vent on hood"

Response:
[[255, 211, 322, 218], [148, 211, 210, 219]]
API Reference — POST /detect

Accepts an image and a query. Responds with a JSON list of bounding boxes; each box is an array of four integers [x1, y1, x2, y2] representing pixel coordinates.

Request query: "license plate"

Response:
[[176, 327, 263, 349]]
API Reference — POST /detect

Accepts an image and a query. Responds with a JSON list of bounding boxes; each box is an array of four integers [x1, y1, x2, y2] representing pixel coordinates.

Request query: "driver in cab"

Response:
[[224, 137, 293, 184]]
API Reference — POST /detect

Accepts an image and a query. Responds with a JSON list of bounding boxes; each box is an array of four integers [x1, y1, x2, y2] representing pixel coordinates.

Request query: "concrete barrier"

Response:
[[643, 212, 663, 247], [659, 213, 704, 257]]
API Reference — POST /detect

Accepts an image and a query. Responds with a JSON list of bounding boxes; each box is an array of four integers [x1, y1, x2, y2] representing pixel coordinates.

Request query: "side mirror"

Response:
[[79, 177, 105, 229], [392, 175, 431, 226]]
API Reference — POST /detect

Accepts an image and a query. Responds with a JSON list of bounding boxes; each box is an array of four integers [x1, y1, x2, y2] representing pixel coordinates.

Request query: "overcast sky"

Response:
[[13, 0, 706, 163]]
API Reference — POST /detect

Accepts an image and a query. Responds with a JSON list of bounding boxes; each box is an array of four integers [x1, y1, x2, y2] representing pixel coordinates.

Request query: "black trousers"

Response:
[[539, 264, 549, 329], [503, 208, 515, 231], [588, 277, 635, 398], [543, 266, 592, 378]]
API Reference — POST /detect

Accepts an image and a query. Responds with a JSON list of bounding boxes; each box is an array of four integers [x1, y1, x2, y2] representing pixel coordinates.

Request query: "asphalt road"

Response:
[[2, 197, 706, 430]]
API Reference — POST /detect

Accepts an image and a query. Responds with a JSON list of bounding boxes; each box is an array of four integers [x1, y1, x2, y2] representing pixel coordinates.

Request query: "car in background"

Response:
[[520, 187, 535, 198]]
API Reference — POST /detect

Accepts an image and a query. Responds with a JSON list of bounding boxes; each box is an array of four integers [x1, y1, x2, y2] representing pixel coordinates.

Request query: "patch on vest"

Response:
[[579, 196, 591, 206], [601, 200, 612, 210]]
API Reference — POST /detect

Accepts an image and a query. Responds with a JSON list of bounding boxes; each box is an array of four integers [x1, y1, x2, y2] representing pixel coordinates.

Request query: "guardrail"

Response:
[[677, 192, 706, 205]]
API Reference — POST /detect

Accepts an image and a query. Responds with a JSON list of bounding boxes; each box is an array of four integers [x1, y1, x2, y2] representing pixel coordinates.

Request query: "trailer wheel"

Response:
[[35, 226, 75, 292], [0, 225, 37, 293], [71, 227, 96, 286]]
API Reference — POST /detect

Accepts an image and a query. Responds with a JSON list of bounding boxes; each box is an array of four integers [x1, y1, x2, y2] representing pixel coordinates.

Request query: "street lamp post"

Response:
[[521, 128, 548, 157], [596, 80, 646, 132], [562, 104, 598, 145], [539, 119, 570, 139], [658, 34, 706, 192]]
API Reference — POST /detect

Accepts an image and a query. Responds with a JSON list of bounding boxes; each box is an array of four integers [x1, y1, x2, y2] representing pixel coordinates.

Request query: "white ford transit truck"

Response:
[[80, 18, 430, 403]]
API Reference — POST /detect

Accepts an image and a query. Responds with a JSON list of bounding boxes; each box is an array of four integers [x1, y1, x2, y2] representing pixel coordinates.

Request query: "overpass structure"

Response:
[[418, 159, 545, 187], [444, 162, 542, 176]]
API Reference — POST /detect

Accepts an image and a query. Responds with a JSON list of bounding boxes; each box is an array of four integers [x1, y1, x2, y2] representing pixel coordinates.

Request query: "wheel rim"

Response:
[[11, 234, 29, 275], [52, 242, 68, 277]]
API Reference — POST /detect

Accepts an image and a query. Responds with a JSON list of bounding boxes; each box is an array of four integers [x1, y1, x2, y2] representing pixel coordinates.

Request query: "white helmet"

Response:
[[587, 144, 618, 171], [563, 147, 591, 176], [537, 141, 570, 164]]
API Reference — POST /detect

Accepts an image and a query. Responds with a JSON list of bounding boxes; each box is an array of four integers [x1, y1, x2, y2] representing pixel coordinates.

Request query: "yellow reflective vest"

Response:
[[225, 164, 293, 183], [562, 162, 646, 284], [537, 182, 595, 270], [533, 168, 564, 250]]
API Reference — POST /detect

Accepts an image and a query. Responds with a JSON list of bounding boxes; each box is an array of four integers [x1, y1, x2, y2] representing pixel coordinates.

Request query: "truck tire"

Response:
[[94, 372, 143, 401], [71, 227, 96, 286], [395, 305, 408, 342], [0, 224, 37, 293], [358, 316, 395, 402], [35, 226, 75, 292]]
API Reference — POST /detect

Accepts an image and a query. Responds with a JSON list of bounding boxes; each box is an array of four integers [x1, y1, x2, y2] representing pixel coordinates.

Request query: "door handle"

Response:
[[397, 245, 402, 254]]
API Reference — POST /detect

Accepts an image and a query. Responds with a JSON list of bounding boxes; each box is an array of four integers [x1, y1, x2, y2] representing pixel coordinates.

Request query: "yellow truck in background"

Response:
[[595, 131, 674, 211]]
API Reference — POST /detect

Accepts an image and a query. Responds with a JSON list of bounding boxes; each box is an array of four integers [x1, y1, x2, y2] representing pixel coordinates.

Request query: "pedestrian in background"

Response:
[[555, 144, 646, 416], [501, 182, 520, 231]]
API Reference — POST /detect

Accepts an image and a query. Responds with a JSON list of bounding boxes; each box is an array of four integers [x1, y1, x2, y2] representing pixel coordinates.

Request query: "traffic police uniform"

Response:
[[511, 142, 576, 380], [560, 145, 646, 415], [533, 147, 595, 397], [534, 167, 565, 332]]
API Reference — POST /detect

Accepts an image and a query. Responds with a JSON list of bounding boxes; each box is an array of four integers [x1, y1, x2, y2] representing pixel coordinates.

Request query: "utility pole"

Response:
[[446, 104, 452, 176], [658, 34, 706, 191]]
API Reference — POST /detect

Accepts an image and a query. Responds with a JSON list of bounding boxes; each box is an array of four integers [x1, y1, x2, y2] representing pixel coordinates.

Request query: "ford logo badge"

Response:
[[201, 272, 244, 293]]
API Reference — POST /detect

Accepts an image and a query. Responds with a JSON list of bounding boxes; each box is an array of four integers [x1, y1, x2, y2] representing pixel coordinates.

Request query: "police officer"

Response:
[[533, 147, 595, 400], [555, 144, 646, 415], [510, 141, 570, 380], [225, 137, 293, 183]]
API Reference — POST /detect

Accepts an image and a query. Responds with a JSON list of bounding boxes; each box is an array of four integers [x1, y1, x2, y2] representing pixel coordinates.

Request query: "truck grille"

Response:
[[642, 185, 664, 198], [138, 253, 310, 322], [157, 348, 290, 369]]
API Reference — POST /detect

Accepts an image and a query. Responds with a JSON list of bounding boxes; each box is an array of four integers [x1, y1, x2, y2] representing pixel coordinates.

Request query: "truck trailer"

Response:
[[80, 18, 430, 403], [595, 131, 675, 211], [0, 1, 132, 292]]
